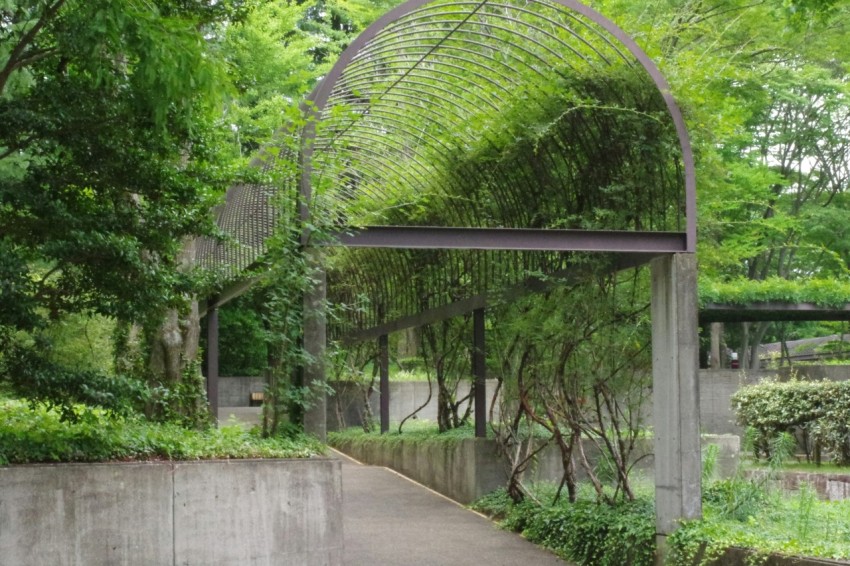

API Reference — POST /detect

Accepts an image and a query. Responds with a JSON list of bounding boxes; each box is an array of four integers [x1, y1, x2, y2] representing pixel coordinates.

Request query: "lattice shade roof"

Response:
[[198, 0, 695, 338]]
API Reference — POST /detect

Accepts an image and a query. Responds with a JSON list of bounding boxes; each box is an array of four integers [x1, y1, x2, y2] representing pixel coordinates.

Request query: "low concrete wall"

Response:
[[327, 379, 501, 432], [219, 376, 267, 407], [706, 547, 847, 566], [699, 366, 850, 435], [221, 366, 848, 436], [330, 435, 739, 505], [0, 459, 342, 566], [745, 470, 850, 501]]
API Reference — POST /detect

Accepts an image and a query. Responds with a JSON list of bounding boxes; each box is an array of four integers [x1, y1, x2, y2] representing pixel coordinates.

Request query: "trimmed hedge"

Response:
[[732, 379, 850, 465]]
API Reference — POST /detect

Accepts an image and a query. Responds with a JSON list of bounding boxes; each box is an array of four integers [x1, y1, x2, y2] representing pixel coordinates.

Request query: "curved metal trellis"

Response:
[[306, 0, 694, 338], [198, 0, 696, 340], [197, 1, 700, 531]]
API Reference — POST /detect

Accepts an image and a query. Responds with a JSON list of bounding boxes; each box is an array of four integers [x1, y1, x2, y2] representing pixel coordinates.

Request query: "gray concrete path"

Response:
[[337, 451, 567, 566]]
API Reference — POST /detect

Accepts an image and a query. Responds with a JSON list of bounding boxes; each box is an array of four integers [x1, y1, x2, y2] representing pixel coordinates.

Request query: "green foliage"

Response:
[[328, 421, 480, 447], [216, 300, 267, 376], [0, 394, 324, 466], [732, 379, 850, 465], [472, 486, 656, 566], [1, 339, 148, 422], [148, 360, 212, 429], [0, 1, 233, 331], [699, 278, 850, 308], [668, 493, 850, 565], [41, 312, 116, 374]]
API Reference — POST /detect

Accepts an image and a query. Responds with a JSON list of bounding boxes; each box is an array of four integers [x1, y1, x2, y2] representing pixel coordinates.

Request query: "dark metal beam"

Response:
[[379, 334, 390, 434], [701, 302, 850, 323], [199, 275, 264, 318], [343, 296, 487, 344], [473, 308, 486, 439], [339, 253, 657, 344], [327, 226, 688, 253]]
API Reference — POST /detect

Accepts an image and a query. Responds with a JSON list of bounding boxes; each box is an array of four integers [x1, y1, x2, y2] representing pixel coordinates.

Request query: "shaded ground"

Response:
[[336, 450, 568, 566]]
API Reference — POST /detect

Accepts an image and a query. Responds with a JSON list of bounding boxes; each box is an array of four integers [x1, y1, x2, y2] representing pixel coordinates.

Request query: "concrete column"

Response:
[[303, 259, 327, 441], [473, 308, 487, 438], [379, 334, 389, 434], [710, 322, 722, 370], [651, 253, 701, 561], [206, 298, 219, 424]]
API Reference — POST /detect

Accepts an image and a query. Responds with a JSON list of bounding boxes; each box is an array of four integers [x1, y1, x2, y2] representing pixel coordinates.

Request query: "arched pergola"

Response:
[[199, 0, 700, 549]]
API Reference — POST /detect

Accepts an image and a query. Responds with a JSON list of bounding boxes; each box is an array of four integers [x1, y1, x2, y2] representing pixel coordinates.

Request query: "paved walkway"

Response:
[[337, 451, 567, 566]]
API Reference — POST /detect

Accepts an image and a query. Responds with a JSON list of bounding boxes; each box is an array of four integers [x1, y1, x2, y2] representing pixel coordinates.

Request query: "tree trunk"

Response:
[[148, 238, 200, 384]]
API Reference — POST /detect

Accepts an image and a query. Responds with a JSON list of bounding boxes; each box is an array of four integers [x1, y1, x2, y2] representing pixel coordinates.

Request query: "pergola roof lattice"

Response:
[[198, 0, 696, 339]]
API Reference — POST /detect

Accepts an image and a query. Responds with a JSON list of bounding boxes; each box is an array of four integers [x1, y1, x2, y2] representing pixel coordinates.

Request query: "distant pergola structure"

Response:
[[198, 0, 700, 547]]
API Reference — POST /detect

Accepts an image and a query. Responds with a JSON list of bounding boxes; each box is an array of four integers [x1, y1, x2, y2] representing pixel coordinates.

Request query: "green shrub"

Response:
[[2, 341, 148, 422], [0, 395, 324, 465], [732, 379, 850, 465], [473, 487, 655, 566]]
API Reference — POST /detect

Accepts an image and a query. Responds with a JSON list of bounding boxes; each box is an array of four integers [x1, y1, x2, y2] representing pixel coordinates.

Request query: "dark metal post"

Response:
[[473, 308, 487, 438], [379, 334, 389, 434], [206, 297, 220, 424]]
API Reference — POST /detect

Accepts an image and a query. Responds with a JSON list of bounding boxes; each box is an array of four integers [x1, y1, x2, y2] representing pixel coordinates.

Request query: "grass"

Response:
[[744, 459, 850, 474], [673, 485, 850, 563], [0, 394, 326, 465], [329, 420, 481, 445], [471, 477, 850, 565]]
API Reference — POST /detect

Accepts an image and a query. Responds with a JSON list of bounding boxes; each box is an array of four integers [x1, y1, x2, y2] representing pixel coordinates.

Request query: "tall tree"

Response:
[[0, 1, 240, 409], [598, 0, 850, 364]]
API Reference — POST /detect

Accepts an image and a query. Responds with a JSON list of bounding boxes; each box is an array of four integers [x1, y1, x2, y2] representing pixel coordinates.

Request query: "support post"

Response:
[[379, 334, 389, 434], [205, 297, 220, 424], [710, 322, 722, 369], [303, 258, 327, 441], [473, 308, 487, 438], [651, 253, 701, 564]]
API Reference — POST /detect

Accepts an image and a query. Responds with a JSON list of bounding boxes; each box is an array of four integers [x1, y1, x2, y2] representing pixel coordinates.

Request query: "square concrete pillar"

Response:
[[651, 254, 701, 555]]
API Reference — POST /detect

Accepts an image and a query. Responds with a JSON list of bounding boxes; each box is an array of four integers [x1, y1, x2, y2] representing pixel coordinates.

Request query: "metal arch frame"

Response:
[[302, 0, 697, 253]]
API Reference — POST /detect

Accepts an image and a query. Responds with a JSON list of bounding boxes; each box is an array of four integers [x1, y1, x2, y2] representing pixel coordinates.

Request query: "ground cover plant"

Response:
[[0, 390, 324, 466], [472, 483, 656, 566]]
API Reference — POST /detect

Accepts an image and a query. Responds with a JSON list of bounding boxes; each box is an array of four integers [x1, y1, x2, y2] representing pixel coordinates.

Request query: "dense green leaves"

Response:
[[0, 1, 232, 330], [732, 379, 850, 465], [0, 392, 325, 465], [473, 486, 656, 566]]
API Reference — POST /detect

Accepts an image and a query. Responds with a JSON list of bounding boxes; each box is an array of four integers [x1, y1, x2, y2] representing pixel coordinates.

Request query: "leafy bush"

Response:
[[699, 277, 850, 308], [732, 379, 850, 465], [1, 341, 149, 422], [472, 487, 655, 566], [0, 395, 324, 466]]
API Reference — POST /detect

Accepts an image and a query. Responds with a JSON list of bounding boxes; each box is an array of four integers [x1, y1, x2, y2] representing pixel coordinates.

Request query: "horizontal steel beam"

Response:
[[700, 302, 850, 323], [327, 226, 688, 253], [338, 253, 661, 343], [200, 275, 265, 317], [341, 296, 487, 344]]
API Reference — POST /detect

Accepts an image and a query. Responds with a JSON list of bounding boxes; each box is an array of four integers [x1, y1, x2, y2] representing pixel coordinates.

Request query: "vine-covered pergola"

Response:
[[198, 0, 699, 546]]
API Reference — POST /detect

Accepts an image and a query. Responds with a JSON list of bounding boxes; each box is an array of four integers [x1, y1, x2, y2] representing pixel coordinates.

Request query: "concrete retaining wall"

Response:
[[705, 547, 848, 566], [327, 379, 501, 431], [700, 366, 850, 435], [330, 435, 739, 505], [221, 365, 849, 436], [745, 470, 850, 501], [0, 459, 342, 566]]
